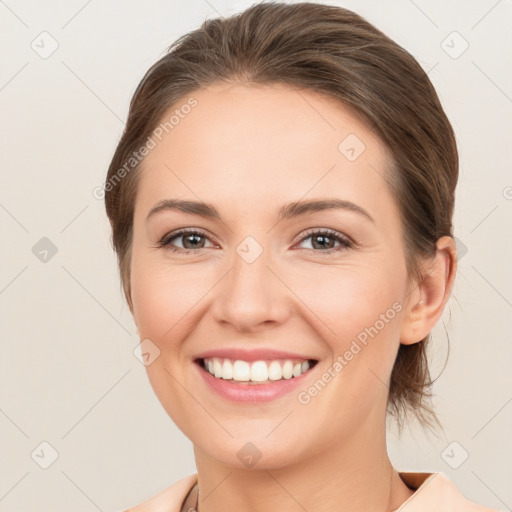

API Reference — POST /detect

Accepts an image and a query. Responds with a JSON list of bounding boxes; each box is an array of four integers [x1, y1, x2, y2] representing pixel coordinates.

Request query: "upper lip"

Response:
[[194, 348, 318, 362]]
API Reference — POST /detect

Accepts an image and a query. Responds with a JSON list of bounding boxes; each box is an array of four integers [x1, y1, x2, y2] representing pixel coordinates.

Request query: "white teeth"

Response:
[[233, 360, 250, 381], [213, 358, 222, 378], [202, 357, 314, 382], [268, 361, 282, 381], [250, 361, 268, 382], [221, 359, 233, 380], [283, 361, 294, 379]]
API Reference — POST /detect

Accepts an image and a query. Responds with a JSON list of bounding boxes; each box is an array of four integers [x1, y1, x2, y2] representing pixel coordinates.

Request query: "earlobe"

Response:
[[400, 236, 457, 345]]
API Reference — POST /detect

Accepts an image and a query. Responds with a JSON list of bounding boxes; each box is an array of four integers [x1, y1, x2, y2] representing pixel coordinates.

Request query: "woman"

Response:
[[105, 2, 497, 511]]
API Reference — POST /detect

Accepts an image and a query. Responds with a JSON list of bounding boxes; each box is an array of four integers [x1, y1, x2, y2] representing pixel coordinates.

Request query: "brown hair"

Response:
[[104, 1, 458, 427]]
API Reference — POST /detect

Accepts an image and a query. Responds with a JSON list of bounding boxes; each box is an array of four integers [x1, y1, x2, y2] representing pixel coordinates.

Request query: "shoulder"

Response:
[[121, 473, 198, 512], [397, 472, 500, 511]]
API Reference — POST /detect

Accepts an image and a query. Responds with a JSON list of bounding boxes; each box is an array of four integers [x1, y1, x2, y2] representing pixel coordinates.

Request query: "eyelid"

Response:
[[293, 227, 355, 247], [158, 227, 217, 247]]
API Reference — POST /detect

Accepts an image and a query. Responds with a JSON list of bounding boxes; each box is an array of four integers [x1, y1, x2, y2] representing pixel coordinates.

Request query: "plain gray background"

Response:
[[1, 0, 511, 510]]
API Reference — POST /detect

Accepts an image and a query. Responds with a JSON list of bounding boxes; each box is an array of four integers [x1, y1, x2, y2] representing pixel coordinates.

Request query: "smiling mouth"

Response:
[[196, 357, 318, 384]]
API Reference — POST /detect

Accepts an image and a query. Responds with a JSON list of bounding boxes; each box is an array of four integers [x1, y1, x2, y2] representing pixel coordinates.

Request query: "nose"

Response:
[[210, 243, 291, 333]]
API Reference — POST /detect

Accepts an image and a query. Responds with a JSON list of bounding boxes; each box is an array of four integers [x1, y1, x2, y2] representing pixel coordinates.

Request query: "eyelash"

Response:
[[157, 227, 354, 255]]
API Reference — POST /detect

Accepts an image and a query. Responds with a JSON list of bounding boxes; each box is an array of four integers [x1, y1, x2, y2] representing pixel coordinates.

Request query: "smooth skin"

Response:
[[128, 82, 457, 511]]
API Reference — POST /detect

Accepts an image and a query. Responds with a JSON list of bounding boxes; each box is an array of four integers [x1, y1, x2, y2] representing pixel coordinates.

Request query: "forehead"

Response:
[[135, 82, 394, 221]]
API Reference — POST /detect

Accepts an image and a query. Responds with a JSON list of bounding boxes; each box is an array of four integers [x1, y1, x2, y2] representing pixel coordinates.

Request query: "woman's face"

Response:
[[130, 82, 419, 468]]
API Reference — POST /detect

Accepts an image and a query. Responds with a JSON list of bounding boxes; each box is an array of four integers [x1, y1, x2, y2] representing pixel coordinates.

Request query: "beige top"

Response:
[[122, 471, 500, 511]]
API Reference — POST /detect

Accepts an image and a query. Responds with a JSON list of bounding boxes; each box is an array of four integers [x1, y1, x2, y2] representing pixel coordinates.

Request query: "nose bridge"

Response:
[[212, 235, 287, 330]]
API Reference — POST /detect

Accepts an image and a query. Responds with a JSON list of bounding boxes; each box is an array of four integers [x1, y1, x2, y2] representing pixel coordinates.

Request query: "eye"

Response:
[[158, 228, 216, 253], [295, 228, 353, 253], [158, 227, 354, 255]]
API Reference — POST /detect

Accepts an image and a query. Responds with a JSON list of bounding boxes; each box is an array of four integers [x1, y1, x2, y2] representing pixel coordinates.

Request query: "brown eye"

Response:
[[297, 229, 353, 253], [159, 228, 215, 253]]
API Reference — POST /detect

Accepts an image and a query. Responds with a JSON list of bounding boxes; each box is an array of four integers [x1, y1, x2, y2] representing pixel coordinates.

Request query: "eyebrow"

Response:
[[146, 198, 374, 223]]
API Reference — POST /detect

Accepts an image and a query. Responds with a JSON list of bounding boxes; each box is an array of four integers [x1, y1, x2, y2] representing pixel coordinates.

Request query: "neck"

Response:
[[193, 413, 414, 512]]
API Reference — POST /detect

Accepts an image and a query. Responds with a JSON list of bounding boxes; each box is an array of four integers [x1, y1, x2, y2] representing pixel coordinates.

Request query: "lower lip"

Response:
[[195, 361, 317, 403]]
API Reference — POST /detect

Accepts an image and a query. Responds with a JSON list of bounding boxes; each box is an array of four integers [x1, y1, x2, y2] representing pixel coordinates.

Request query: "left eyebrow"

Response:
[[146, 198, 374, 224], [277, 198, 374, 224]]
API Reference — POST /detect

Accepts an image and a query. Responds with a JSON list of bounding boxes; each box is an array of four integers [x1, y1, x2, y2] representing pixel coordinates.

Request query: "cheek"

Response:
[[130, 259, 214, 431], [295, 261, 405, 343], [293, 261, 406, 409], [131, 263, 208, 341]]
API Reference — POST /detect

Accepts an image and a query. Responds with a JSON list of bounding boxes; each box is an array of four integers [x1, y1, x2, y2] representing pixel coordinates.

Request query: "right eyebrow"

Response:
[[146, 199, 221, 221]]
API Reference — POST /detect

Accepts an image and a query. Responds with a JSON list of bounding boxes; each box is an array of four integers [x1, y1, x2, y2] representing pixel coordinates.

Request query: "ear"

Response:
[[400, 236, 457, 345]]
